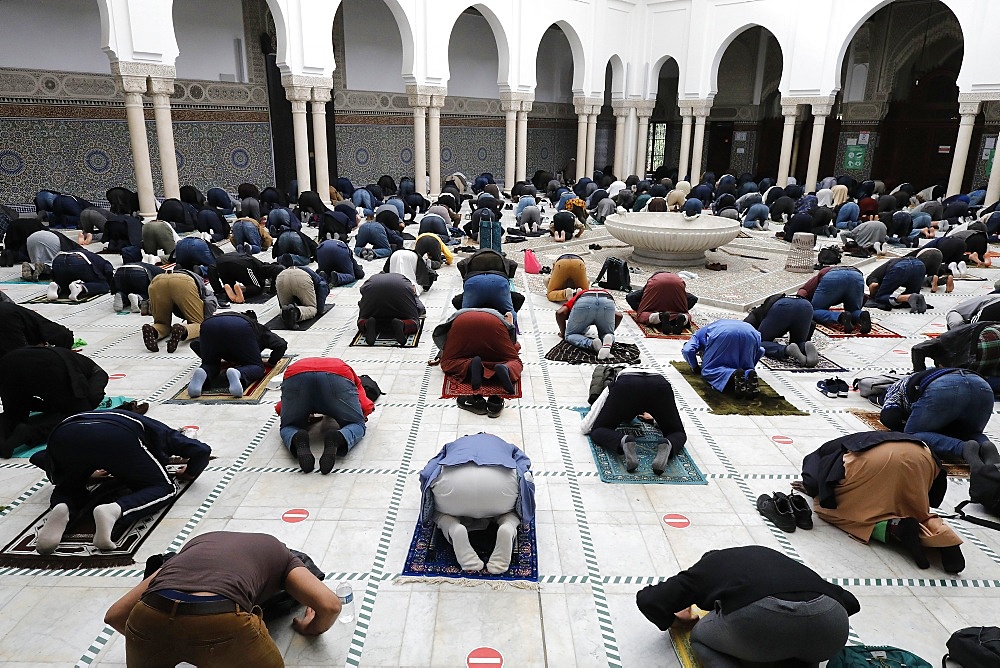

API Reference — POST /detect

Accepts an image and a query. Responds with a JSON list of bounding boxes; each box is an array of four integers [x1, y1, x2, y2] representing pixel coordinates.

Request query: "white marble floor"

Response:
[[1, 214, 999, 667]]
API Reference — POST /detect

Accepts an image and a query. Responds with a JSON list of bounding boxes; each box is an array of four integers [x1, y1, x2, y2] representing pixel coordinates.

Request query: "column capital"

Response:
[[634, 99, 656, 118], [311, 87, 332, 104], [281, 74, 331, 102], [118, 76, 149, 95], [780, 103, 800, 117], [573, 95, 602, 115], [680, 98, 714, 117], [610, 99, 632, 117], [959, 100, 982, 116], [283, 86, 312, 103], [111, 61, 176, 81], [148, 77, 176, 97], [406, 84, 446, 108], [499, 91, 534, 112]]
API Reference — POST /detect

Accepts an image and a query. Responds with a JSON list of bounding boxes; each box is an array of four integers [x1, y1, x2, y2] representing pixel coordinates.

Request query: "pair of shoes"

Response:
[[817, 377, 849, 397], [588, 243, 603, 250], [539, 266, 552, 274], [756, 491, 812, 532], [486, 395, 504, 418], [21, 261, 37, 282], [320, 430, 347, 474], [705, 262, 727, 271], [457, 395, 488, 415], [118, 400, 150, 415], [166, 323, 187, 353], [837, 311, 855, 334], [281, 304, 301, 330], [292, 430, 314, 473], [141, 323, 160, 352], [908, 293, 927, 314], [363, 319, 379, 345]]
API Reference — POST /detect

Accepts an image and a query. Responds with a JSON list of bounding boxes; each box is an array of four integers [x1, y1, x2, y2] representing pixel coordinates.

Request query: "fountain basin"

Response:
[[604, 212, 741, 267]]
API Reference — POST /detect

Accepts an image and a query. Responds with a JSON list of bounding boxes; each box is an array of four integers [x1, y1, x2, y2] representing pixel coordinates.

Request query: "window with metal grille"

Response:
[[646, 122, 668, 174]]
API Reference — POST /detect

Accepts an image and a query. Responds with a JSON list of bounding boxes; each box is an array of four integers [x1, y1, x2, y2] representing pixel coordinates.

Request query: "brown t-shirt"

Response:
[[147, 532, 305, 612]]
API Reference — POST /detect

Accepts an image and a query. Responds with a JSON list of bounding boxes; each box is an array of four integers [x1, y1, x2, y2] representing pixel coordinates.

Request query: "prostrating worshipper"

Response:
[[741, 202, 770, 230], [264, 205, 302, 235], [32, 410, 211, 554], [4, 215, 44, 266], [417, 211, 452, 242], [911, 321, 1000, 392], [357, 272, 425, 345], [797, 265, 871, 334], [23, 228, 83, 281], [744, 293, 819, 367], [463, 194, 503, 241], [801, 431, 965, 573], [581, 370, 687, 475], [187, 312, 288, 398], [43, 248, 114, 301], [383, 247, 435, 292], [97, 211, 142, 255], [457, 248, 517, 280], [317, 208, 355, 242], [173, 235, 222, 275], [556, 288, 622, 360], [459, 271, 514, 322], [0, 300, 74, 358], [271, 226, 317, 267], [681, 319, 764, 397], [230, 216, 272, 255], [550, 210, 580, 242], [879, 368, 995, 457], [546, 253, 589, 302], [77, 206, 112, 245], [0, 345, 108, 457], [865, 256, 928, 312], [626, 271, 695, 334], [276, 357, 375, 474], [950, 224, 991, 268], [418, 433, 535, 573], [434, 308, 522, 417], [104, 531, 340, 667], [316, 238, 365, 286], [354, 211, 403, 260], [840, 217, 888, 255], [112, 262, 164, 313], [912, 234, 967, 280], [276, 265, 330, 330], [142, 269, 219, 353], [140, 218, 178, 263], [414, 232, 454, 269], [210, 252, 284, 303], [945, 292, 1000, 329], [636, 546, 859, 666]]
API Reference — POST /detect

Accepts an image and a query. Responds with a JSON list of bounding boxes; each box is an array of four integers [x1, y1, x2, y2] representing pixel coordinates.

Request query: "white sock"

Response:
[[36, 503, 70, 554], [486, 514, 519, 574], [93, 503, 122, 551], [648, 312, 661, 325]]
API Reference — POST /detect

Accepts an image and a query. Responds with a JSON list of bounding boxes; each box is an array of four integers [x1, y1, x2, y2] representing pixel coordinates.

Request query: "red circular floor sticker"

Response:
[[771, 435, 794, 445], [281, 509, 310, 523], [467, 647, 503, 667], [892, 349, 907, 354], [662, 513, 691, 528], [108, 373, 127, 380]]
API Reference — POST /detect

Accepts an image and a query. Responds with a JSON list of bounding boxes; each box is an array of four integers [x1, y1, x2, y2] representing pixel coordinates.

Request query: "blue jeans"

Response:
[[565, 294, 616, 350], [274, 233, 310, 266], [461, 273, 514, 316], [758, 297, 814, 359], [871, 258, 925, 306], [905, 371, 994, 456], [835, 203, 860, 229], [51, 253, 109, 296], [352, 189, 375, 216], [174, 237, 216, 270], [231, 220, 262, 253], [279, 372, 366, 451], [811, 269, 864, 325], [354, 224, 392, 258]]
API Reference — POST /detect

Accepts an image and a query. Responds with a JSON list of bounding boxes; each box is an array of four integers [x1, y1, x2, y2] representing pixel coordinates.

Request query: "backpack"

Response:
[[853, 374, 902, 401], [359, 374, 383, 402], [827, 645, 931, 668], [594, 257, 632, 291], [588, 365, 623, 404], [817, 245, 842, 266], [944, 627, 1000, 667], [953, 441, 1000, 530]]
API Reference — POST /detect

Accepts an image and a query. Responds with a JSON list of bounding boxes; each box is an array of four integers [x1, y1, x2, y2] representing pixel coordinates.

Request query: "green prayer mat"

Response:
[[669, 362, 806, 416]]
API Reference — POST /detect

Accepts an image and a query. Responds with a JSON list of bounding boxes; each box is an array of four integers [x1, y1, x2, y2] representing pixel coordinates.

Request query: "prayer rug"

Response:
[[441, 374, 522, 399], [10, 396, 137, 458], [166, 356, 292, 404], [571, 408, 707, 485], [669, 627, 702, 668], [235, 291, 275, 304], [669, 362, 807, 416], [263, 306, 335, 331], [815, 320, 902, 338], [922, 332, 942, 338], [22, 291, 104, 305], [847, 410, 970, 477], [760, 354, 848, 373], [626, 311, 700, 340], [0, 477, 193, 569], [399, 519, 538, 586], [349, 318, 424, 348], [544, 340, 641, 365]]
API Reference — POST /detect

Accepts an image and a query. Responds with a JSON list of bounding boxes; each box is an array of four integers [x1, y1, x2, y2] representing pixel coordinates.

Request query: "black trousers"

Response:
[[590, 375, 687, 451]]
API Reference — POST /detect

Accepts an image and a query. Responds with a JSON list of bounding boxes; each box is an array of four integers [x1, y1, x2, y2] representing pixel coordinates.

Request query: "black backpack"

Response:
[[944, 627, 1000, 667], [817, 245, 842, 266], [588, 365, 623, 404], [954, 441, 1000, 530], [594, 257, 632, 291]]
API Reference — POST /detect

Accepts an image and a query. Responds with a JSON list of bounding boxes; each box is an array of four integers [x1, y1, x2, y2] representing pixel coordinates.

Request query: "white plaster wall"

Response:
[[446, 12, 501, 97], [341, 0, 406, 93], [534, 27, 575, 103], [0, 0, 108, 73], [173, 0, 247, 81]]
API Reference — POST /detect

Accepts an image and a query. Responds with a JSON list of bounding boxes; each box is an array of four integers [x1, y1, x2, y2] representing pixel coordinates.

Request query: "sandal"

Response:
[[705, 262, 727, 271]]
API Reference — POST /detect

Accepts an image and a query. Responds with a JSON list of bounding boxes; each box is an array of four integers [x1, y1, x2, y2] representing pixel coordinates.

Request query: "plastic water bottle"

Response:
[[336, 582, 355, 623]]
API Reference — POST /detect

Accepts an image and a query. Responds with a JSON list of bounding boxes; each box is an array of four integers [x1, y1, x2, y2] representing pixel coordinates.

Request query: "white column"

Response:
[[311, 86, 333, 205], [947, 101, 981, 196], [805, 101, 833, 193], [148, 76, 179, 201], [690, 116, 707, 182], [585, 112, 598, 178], [678, 107, 693, 182], [516, 102, 530, 182], [284, 85, 312, 194], [573, 99, 589, 181], [428, 92, 446, 196], [777, 102, 799, 187], [501, 99, 518, 192], [612, 101, 628, 178], [117, 73, 157, 218], [413, 106, 427, 194], [634, 100, 655, 178]]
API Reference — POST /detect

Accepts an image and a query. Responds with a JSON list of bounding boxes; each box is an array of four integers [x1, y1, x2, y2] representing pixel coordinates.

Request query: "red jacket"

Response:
[[796, 267, 833, 300], [275, 357, 375, 417]]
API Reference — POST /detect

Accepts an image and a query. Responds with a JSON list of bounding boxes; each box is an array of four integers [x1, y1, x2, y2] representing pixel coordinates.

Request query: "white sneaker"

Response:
[[68, 280, 85, 301], [597, 333, 614, 361], [761, 221, 769, 231], [46, 281, 59, 301], [113, 293, 124, 312], [128, 294, 141, 312]]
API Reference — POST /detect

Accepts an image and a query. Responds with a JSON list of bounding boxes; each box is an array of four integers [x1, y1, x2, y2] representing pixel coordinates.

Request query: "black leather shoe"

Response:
[[783, 491, 813, 530], [757, 493, 797, 533]]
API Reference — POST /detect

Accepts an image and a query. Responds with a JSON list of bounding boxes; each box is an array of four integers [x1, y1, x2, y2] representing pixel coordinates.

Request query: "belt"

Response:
[[142, 592, 240, 616]]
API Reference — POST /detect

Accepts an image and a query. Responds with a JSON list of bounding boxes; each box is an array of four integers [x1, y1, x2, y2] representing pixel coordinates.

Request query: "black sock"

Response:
[[469, 356, 483, 390], [494, 364, 515, 394]]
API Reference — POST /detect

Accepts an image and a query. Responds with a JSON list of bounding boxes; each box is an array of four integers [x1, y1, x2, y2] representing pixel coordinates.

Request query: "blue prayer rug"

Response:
[[572, 407, 708, 485], [400, 520, 538, 584]]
